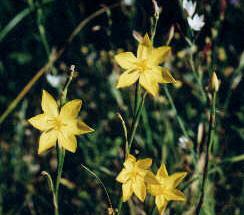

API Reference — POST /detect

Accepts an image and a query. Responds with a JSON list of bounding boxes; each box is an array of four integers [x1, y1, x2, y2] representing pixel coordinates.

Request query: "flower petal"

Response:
[[115, 52, 137, 69], [152, 66, 176, 84], [38, 130, 57, 154], [170, 172, 187, 187], [28, 113, 51, 131], [137, 33, 152, 59], [164, 189, 186, 201], [58, 133, 77, 153], [151, 46, 171, 65], [41, 90, 58, 116], [116, 169, 130, 183], [145, 171, 159, 184], [122, 180, 133, 202], [66, 119, 94, 135], [117, 70, 140, 88], [136, 158, 152, 169], [132, 176, 146, 202], [139, 72, 159, 96], [161, 67, 176, 83], [157, 164, 168, 178], [124, 154, 136, 170], [155, 195, 168, 215], [148, 184, 165, 196], [60, 99, 82, 120]]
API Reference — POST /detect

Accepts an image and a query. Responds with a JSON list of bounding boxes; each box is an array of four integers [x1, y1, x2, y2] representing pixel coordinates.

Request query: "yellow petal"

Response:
[[38, 130, 57, 154], [122, 180, 133, 202], [58, 133, 77, 153], [157, 164, 168, 178], [170, 172, 187, 187], [117, 70, 140, 88], [152, 66, 176, 84], [151, 46, 171, 65], [145, 171, 159, 185], [148, 184, 165, 196], [132, 176, 146, 202], [137, 33, 152, 59], [60, 99, 82, 121], [139, 72, 159, 96], [164, 189, 186, 201], [41, 90, 58, 116], [124, 154, 136, 170], [155, 195, 168, 215], [115, 52, 137, 69], [66, 119, 94, 135], [28, 113, 51, 131], [136, 158, 152, 169], [161, 67, 176, 84], [116, 169, 130, 183]]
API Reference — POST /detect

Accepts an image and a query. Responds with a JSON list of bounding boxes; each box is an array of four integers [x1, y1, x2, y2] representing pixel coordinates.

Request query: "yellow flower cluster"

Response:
[[27, 32, 186, 215], [116, 154, 187, 214]]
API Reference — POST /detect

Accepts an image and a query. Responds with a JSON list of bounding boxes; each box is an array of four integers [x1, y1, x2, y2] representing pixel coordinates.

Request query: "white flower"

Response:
[[187, 14, 205, 31], [183, 0, 196, 17], [46, 73, 66, 88], [123, 0, 134, 6]]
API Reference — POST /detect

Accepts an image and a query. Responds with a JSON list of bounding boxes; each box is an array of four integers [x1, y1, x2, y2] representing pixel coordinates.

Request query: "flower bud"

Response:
[[209, 72, 219, 92]]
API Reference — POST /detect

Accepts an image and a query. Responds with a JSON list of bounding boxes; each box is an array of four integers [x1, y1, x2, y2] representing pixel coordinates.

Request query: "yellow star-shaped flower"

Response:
[[28, 90, 94, 154], [115, 33, 176, 97], [148, 164, 187, 214], [116, 154, 157, 202]]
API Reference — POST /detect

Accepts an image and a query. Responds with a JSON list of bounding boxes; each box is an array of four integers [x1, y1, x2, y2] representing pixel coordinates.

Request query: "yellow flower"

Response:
[[115, 33, 176, 97], [148, 164, 187, 214], [116, 154, 157, 202], [28, 90, 94, 154]]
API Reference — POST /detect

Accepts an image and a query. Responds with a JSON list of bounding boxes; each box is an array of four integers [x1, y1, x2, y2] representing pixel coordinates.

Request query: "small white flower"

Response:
[[123, 0, 134, 6], [183, 0, 196, 17], [46, 73, 66, 88], [178, 136, 192, 150], [187, 14, 205, 31]]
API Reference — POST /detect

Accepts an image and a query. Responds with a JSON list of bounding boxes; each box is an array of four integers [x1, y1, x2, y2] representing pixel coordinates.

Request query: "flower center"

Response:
[[49, 117, 66, 131], [136, 60, 149, 72]]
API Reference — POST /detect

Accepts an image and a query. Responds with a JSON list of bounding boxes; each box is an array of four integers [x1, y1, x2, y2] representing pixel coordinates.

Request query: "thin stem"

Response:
[[117, 197, 123, 215], [189, 52, 207, 104], [128, 92, 147, 153], [54, 66, 75, 215], [81, 164, 114, 213], [163, 86, 188, 137], [133, 81, 140, 117], [54, 147, 65, 215], [195, 92, 217, 214], [163, 85, 197, 165]]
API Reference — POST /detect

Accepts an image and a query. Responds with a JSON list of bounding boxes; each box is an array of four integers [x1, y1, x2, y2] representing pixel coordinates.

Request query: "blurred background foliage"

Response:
[[0, 0, 243, 214]]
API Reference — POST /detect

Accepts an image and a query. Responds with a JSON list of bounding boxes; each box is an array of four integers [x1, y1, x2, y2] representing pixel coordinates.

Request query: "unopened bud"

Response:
[[166, 25, 175, 45], [209, 72, 219, 92]]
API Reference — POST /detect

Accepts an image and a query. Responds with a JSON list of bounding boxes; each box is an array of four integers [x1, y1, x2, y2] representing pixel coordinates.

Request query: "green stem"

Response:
[[54, 147, 65, 215], [164, 85, 197, 165], [128, 92, 147, 153], [163, 86, 188, 137], [133, 81, 140, 117], [54, 66, 75, 215], [117, 197, 123, 215], [189, 53, 207, 104], [195, 92, 217, 214]]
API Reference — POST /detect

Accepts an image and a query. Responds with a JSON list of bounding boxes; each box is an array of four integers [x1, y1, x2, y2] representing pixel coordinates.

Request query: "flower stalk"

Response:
[[195, 76, 218, 214], [54, 66, 76, 215]]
